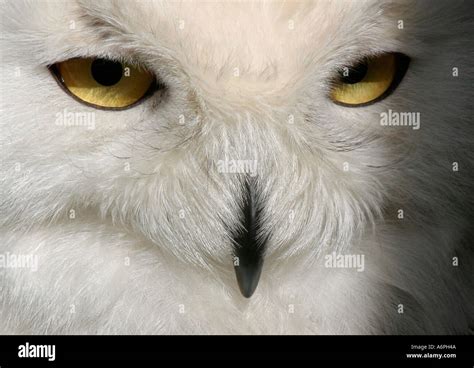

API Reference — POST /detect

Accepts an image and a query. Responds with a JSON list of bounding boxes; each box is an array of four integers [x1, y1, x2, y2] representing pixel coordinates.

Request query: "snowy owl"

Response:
[[0, 0, 473, 334]]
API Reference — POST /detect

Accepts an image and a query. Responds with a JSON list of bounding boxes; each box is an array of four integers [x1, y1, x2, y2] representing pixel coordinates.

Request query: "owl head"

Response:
[[1, 0, 473, 302]]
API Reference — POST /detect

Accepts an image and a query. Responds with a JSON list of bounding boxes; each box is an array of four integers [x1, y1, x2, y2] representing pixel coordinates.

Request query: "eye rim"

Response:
[[48, 57, 165, 111], [330, 52, 410, 108]]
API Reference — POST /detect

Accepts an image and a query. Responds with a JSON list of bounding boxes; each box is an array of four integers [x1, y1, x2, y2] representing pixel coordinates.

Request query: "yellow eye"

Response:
[[330, 53, 409, 106], [50, 58, 158, 110]]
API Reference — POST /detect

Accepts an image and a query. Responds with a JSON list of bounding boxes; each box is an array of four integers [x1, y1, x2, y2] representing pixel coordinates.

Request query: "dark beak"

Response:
[[232, 179, 266, 298]]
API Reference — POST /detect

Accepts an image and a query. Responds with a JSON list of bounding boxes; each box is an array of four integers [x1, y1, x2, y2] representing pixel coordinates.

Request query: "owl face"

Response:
[[1, 0, 473, 304]]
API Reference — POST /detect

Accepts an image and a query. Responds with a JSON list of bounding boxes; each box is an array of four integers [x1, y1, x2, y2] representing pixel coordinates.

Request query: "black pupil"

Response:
[[341, 62, 368, 84], [91, 59, 123, 86]]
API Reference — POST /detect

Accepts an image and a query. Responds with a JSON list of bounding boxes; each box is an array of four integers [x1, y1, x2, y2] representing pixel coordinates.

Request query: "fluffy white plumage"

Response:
[[0, 0, 473, 334]]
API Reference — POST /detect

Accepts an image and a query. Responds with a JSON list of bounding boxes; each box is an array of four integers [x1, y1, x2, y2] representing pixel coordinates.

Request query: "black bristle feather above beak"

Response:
[[232, 178, 266, 298]]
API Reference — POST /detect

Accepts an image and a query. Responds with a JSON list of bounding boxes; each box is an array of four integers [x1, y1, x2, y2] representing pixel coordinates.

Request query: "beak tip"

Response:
[[239, 285, 256, 298], [234, 262, 263, 298]]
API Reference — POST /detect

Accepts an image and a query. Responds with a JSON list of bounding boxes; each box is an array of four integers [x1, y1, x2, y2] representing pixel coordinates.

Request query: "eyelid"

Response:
[[333, 51, 409, 78]]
